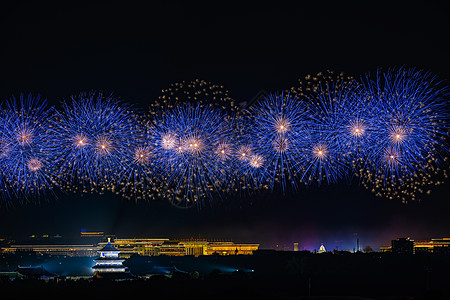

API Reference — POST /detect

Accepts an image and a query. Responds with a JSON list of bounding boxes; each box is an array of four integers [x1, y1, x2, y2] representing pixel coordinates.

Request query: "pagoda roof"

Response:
[[92, 265, 127, 270], [94, 257, 125, 262], [99, 242, 120, 252]]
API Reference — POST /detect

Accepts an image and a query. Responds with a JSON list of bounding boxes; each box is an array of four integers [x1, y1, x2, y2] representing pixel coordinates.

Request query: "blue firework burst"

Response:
[[245, 92, 307, 191], [115, 119, 159, 200], [291, 84, 354, 185], [151, 103, 233, 208], [54, 92, 141, 193], [361, 69, 449, 186], [0, 94, 59, 202], [232, 137, 269, 191], [0, 68, 448, 205], [297, 128, 347, 185], [304, 80, 378, 184]]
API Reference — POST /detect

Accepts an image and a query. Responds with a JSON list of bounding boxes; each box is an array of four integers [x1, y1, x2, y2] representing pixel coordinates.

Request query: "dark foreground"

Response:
[[0, 273, 448, 300], [2, 251, 450, 299]]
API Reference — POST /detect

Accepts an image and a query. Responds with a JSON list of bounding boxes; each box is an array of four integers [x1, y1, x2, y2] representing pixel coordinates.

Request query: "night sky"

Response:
[[1, 1, 449, 251]]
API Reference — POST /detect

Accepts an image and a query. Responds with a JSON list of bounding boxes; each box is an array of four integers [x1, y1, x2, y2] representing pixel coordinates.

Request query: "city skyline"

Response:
[[3, 228, 450, 256], [2, 186, 450, 252]]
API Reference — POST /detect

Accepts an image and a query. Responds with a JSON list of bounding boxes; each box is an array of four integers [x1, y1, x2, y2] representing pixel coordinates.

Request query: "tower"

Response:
[[293, 242, 299, 251], [354, 232, 360, 252], [92, 238, 126, 275]]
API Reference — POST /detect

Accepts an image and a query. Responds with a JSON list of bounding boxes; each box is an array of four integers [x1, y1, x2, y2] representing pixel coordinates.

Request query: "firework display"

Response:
[[245, 92, 308, 191], [0, 94, 59, 201], [301, 80, 370, 184], [357, 70, 449, 202], [52, 92, 143, 194], [151, 79, 239, 113], [0, 69, 448, 207], [150, 103, 233, 208], [144, 79, 241, 207]]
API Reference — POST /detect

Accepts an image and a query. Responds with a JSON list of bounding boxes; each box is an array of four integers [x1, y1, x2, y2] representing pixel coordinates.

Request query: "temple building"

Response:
[[92, 238, 133, 279]]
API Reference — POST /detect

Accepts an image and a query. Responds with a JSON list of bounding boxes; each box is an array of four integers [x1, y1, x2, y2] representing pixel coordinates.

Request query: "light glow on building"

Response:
[[92, 239, 126, 274], [380, 237, 450, 254], [1, 237, 260, 258], [99, 238, 260, 258]]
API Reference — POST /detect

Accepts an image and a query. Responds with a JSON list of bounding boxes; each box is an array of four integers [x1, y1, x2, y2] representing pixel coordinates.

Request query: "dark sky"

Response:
[[0, 1, 449, 251]]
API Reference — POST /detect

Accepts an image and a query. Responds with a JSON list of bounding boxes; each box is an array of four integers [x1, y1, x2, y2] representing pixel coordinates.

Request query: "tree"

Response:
[[363, 245, 374, 253]]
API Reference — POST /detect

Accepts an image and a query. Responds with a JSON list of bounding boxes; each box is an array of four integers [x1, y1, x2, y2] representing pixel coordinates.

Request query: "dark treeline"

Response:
[[2, 251, 450, 299]]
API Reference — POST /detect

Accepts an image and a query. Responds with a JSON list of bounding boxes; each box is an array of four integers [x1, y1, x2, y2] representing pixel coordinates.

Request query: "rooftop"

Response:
[[99, 242, 120, 252]]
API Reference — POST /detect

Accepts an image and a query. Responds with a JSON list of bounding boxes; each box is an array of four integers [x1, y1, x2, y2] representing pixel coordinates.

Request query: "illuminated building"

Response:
[[92, 238, 134, 280], [379, 245, 391, 253], [381, 237, 450, 254], [183, 240, 209, 256], [1, 237, 259, 258], [205, 242, 260, 255], [80, 229, 104, 238], [159, 241, 186, 256], [293, 243, 299, 251], [414, 238, 450, 253], [392, 238, 414, 255], [105, 238, 169, 257], [2, 244, 98, 257], [80, 229, 107, 244], [99, 239, 259, 257], [318, 243, 327, 253], [92, 239, 126, 273]]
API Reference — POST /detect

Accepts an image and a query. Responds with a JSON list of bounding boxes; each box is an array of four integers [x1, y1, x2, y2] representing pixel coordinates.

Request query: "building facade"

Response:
[[414, 238, 450, 253], [1, 244, 98, 257], [380, 237, 450, 254], [99, 239, 259, 258], [205, 242, 260, 255], [1, 238, 259, 258]]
